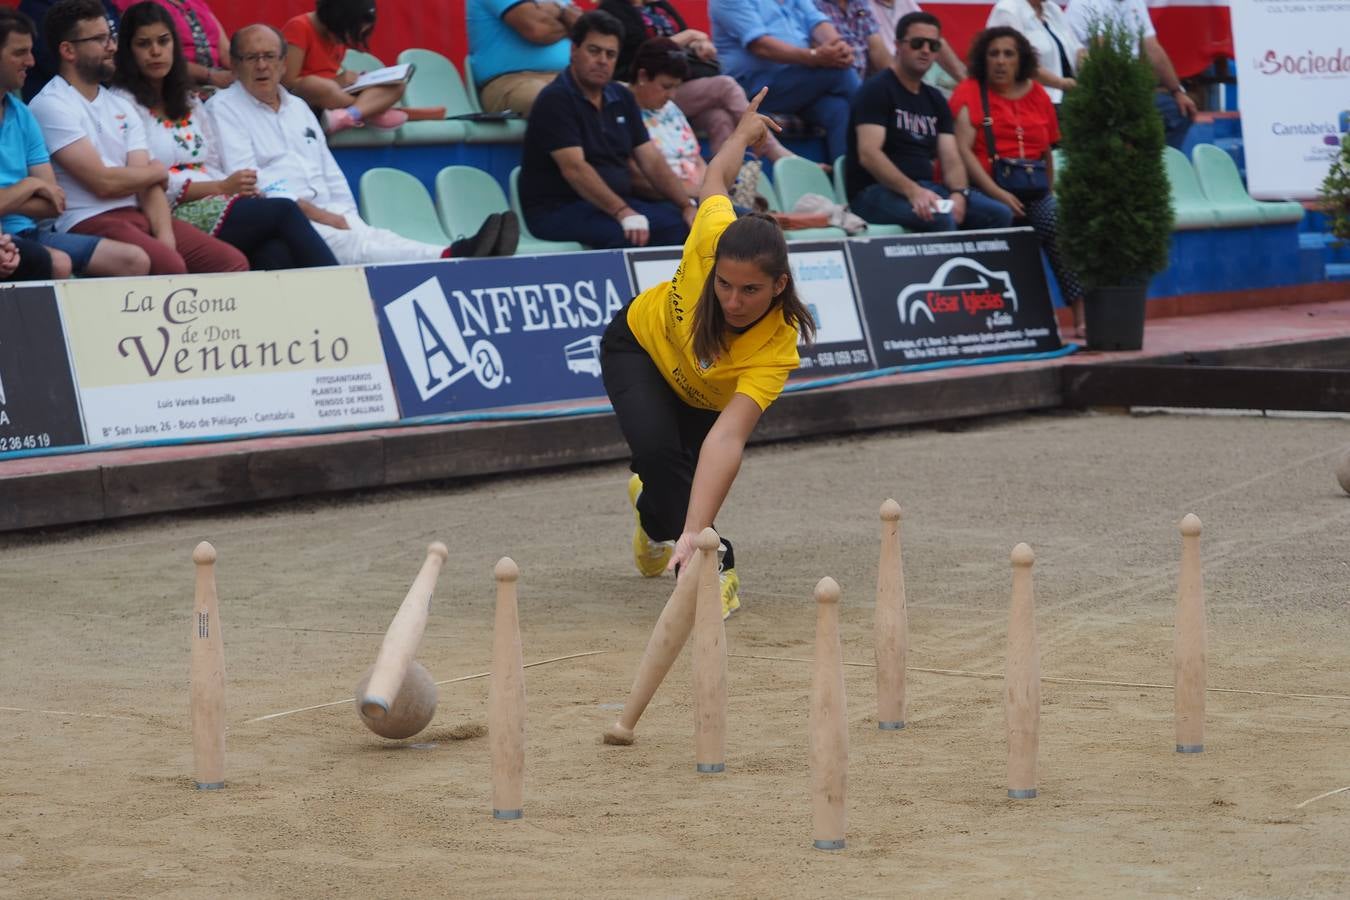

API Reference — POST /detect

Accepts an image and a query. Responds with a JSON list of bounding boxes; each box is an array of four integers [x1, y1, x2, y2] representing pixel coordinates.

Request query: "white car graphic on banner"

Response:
[[896, 258, 1018, 325]]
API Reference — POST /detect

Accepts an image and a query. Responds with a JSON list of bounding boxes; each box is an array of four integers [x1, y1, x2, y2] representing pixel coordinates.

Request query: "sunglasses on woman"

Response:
[[906, 37, 942, 52]]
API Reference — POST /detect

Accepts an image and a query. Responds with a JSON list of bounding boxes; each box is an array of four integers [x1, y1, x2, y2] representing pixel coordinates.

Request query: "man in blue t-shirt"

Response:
[[519, 11, 694, 250], [711, 0, 860, 162], [468, 0, 581, 116], [0, 6, 147, 279], [845, 11, 1010, 232]]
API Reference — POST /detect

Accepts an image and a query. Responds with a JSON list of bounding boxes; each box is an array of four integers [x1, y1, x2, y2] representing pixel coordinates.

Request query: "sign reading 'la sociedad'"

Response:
[[366, 252, 632, 418], [848, 228, 1062, 367], [58, 268, 397, 445]]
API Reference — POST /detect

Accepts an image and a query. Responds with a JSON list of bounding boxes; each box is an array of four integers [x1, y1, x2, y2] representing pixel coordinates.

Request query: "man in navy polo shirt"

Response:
[[519, 10, 696, 249]]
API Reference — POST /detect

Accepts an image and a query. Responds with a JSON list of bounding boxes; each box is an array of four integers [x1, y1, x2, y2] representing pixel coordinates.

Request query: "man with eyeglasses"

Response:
[[519, 11, 694, 249], [208, 24, 514, 264], [17, 0, 119, 101], [844, 11, 1012, 233], [29, 0, 245, 274]]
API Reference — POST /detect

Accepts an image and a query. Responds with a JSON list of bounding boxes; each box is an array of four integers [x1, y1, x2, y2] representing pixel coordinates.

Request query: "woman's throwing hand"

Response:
[[733, 88, 782, 154]]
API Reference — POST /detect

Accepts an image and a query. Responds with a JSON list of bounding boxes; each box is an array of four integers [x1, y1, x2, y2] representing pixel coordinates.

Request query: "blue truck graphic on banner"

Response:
[[365, 253, 634, 418]]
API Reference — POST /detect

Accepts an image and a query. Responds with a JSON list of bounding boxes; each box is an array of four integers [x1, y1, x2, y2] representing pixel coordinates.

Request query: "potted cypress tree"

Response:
[[1057, 19, 1174, 351], [1321, 133, 1350, 243]]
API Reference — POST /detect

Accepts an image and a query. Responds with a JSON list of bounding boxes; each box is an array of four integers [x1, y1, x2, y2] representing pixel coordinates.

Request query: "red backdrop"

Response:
[[4, 1, 1227, 80]]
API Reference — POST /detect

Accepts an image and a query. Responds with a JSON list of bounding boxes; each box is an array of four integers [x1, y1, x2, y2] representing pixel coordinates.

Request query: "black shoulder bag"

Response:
[[979, 80, 1049, 202]]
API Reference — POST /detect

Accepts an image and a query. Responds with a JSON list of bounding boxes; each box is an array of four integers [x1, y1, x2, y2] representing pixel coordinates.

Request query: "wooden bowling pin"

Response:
[[489, 557, 526, 820], [1174, 514, 1206, 754], [692, 527, 727, 773], [1005, 543, 1039, 799], [360, 542, 449, 721], [190, 541, 225, 790], [810, 577, 848, 850], [874, 499, 908, 731], [602, 553, 703, 745]]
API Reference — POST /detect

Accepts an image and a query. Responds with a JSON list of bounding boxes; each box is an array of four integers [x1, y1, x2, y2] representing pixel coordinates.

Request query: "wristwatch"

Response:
[[957, 188, 971, 198]]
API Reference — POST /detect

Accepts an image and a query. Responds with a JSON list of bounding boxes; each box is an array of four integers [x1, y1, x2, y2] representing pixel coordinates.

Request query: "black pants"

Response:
[[216, 197, 339, 271], [6, 235, 52, 281], [600, 309, 735, 570]]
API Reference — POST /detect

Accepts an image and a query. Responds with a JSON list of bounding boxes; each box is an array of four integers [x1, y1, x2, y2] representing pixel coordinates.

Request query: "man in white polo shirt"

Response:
[[207, 24, 516, 265], [1065, 0, 1197, 148], [29, 0, 246, 275]]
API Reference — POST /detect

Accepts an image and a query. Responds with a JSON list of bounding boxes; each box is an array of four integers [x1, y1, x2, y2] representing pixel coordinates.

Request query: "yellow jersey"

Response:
[[625, 196, 801, 412]]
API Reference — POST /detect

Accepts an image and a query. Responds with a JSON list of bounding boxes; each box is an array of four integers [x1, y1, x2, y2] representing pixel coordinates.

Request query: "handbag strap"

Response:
[[979, 80, 1029, 161], [978, 80, 999, 167]]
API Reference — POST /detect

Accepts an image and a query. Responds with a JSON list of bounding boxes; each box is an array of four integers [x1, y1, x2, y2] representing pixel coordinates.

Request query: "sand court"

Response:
[[2, 411, 1348, 897]]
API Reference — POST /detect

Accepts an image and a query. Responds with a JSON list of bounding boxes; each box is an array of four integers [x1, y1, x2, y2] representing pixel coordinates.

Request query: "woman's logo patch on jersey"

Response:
[[697, 356, 715, 372]]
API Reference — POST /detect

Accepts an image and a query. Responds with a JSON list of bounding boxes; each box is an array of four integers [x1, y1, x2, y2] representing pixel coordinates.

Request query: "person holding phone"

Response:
[[843, 11, 1010, 233]]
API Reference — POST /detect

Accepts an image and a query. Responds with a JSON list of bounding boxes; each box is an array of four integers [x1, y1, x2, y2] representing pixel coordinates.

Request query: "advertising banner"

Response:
[[366, 253, 632, 418], [1230, 0, 1350, 199], [0, 285, 86, 455], [847, 228, 1061, 367], [625, 241, 875, 378], [58, 269, 397, 446]]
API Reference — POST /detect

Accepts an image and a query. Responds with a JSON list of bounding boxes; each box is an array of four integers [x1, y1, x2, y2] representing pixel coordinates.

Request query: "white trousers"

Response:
[[313, 214, 444, 265]]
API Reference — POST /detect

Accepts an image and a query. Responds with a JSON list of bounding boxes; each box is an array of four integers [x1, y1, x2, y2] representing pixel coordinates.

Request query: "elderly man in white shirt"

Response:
[[987, 0, 1083, 105], [206, 24, 515, 265], [1064, 0, 1197, 147]]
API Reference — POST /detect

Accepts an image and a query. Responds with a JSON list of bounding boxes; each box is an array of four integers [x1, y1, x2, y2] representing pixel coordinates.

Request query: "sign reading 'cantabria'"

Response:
[[58, 268, 398, 446], [1229, 0, 1350, 199]]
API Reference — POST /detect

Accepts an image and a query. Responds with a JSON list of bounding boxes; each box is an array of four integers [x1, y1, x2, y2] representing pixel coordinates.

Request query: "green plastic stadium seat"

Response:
[[1162, 147, 1218, 230], [437, 165, 578, 255], [761, 170, 842, 242], [458, 56, 528, 143], [831, 154, 905, 236], [508, 167, 586, 253], [327, 50, 396, 148], [1191, 143, 1303, 227], [358, 167, 449, 245], [767, 156, 846, 239], [392, 49, 468, 145]]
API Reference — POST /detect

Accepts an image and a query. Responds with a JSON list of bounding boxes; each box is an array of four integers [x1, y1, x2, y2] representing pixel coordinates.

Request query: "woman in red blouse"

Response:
[[950, 27, 1083, 334]]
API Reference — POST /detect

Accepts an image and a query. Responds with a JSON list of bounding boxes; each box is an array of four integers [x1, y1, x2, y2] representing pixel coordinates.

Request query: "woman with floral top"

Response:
[[598, 0, 793, 164], [113, 0, 233, 90], [111, 2, 337, 270]]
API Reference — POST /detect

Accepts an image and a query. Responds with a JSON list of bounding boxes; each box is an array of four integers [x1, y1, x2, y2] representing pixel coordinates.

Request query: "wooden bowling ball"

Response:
[[354, 661, 438, 739]]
